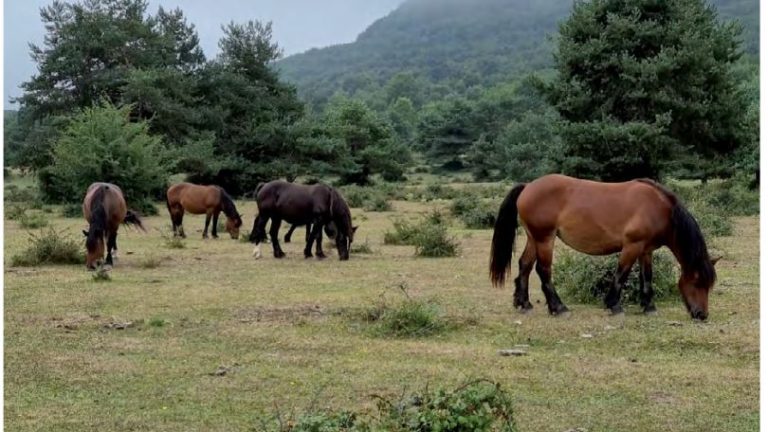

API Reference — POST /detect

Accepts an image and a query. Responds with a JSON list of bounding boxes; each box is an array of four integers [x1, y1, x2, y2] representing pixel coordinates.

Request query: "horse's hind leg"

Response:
[[171, 207, 185, 237], [203, 211, 212, 239], [605, 243, 644, 314], [639, 252, 656, 315], [284, 224, 298, 243], [534, 236, 569, 316], [250, 214, 269, 258], [106, 231, 117, 266], [513, 237, 536, 311], [269, 218, 286, 258]]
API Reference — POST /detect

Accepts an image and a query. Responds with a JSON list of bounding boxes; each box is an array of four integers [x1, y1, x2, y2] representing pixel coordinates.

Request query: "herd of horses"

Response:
[[81, 174, 718, 321]]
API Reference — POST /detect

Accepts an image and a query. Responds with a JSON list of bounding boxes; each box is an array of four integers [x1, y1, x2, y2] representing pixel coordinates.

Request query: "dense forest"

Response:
[[3, 0, 760, 209]]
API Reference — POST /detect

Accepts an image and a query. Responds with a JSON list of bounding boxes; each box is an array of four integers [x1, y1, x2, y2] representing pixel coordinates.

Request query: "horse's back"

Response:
[[256, 181, 331, 224], [168, 182, 219, 213], [83, 182, 127, 226]]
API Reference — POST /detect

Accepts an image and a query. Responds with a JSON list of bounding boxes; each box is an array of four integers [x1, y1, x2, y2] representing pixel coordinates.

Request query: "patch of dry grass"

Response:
[[4, 194, 759, 432]]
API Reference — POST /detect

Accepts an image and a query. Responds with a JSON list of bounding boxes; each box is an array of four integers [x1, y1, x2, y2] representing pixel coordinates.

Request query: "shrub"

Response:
[[671, 179, 759, 217], [258, 380, 516, 432], [414, 223, 460, 258], [690, 207, 733, 237], [384, 219, 422, 245], [350, 239, 374, 254], [375, 299, 446, 337], [6, 203, 29, 221], [40, 102, 169, 205], [363, 195, 392, 212], [458, 205, 496, 229], [422, 183, 459, 201], [158, 230, 186, 249], [60, 203, 83, 218], [18, 212, 49, 229], [11, 228, 83, 267], [553, 249, 678, 305], [132, 198, 159, 216]]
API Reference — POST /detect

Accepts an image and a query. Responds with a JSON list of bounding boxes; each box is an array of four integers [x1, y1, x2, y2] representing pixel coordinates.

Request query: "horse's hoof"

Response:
[[252, 246, 262, 259], [610, 307, 625, 316], [275, 252, 286, 259], [551, 305, 570, 317], [316, 254, 327, 260], [643, 307, 658, 316], [304, 254, 313, 259]]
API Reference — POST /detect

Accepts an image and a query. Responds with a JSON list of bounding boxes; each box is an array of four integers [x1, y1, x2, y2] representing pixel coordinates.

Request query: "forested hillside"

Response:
[[278, 0, 759, 109]]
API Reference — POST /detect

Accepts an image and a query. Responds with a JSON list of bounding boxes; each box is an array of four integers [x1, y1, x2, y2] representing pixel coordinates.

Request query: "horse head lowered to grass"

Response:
[[490, 174, 720, 320]]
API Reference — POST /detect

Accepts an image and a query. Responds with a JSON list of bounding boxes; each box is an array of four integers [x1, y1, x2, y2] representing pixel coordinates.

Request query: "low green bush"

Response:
[[18, 212, 49, 229], [384, 219, 422, 245], [60, 203, 83, 218], [11, 228, 83, 267], [414, 223, 460, 257], [554, 249, 679, 305], [258, 380, 516, 431], [363, 195, 392, 212]]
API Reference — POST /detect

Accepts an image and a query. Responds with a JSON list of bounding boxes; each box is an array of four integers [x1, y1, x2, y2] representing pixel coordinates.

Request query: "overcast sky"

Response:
[[3, 0, 402, 109]]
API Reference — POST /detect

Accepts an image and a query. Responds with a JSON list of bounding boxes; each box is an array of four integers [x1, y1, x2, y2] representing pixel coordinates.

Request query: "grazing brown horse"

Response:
[[82, 182, 144, 269], [249, 181, 357, 260], [166, 183, 242, 239], [490, 174, 720, 320]]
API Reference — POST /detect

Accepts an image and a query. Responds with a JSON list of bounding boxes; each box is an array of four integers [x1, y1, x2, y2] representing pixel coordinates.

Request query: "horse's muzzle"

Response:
[[691, 309, 708, 321]]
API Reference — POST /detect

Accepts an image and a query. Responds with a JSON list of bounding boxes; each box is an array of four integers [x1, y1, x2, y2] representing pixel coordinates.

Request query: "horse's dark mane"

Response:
[[87, 186, 108, 251], [218, 187, 241, 225], [330, 187, 352, 236], [636, 178, 715, 289]]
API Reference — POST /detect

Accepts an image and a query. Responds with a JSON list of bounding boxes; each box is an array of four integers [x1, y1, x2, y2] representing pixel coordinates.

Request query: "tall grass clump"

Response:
[[18, 212, 49, 229], [451, 193, 497, 229], [11, 228, 83, 267], [554, 249, 678, 305]]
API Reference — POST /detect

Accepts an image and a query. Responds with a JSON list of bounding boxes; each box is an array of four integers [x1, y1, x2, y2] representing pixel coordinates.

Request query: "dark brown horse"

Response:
[[490, 174, 720, 320], [82, 182, 144, 269], [249, 181, 357, 260], [166, 183, 242, 239], [284, 221, 337, 244]]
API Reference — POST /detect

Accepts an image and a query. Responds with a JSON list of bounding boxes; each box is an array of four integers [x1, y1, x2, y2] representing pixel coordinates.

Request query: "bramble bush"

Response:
[[11, 228, 83, 267]]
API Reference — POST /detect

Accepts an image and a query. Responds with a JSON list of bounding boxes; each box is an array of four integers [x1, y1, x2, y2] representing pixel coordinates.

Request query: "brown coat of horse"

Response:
[[490, 174, 719, 320], [82, 182, 144, 269], [165, 183, 242, 239]]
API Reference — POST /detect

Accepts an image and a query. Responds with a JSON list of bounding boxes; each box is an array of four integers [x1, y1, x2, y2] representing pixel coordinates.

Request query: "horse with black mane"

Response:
[[166, 182, 243, 239], [490, 174, 720, 320], [82, 182, 145, 269], [249, 181, 357, 260]]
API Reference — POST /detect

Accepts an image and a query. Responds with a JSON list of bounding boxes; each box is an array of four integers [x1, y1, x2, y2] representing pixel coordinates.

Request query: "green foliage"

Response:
[[554, 250, 679, 305], [350, 239, 374, 255], [258, 380, 516, 431], [450, 194, 497, 229], [363, 195, 392, 212], [60, 203, 83, 218], [539, 0, 750, 181], [11, 228, 83, 267], [41, 103, 169, 204], [18, 212, 49, 229], [384, 219, 422, 246], [323, 98, 411, 185], [373, 299, 447, 338], [159, 230, 186, 249], [413, 223, 460, 258]]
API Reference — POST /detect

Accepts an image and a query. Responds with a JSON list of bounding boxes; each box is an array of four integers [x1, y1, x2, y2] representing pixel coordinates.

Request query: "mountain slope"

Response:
[[277, 0, 758, 107]]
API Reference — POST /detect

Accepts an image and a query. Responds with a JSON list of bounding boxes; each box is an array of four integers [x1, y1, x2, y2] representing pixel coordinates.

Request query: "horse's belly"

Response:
[[556, 225, 623, 256]]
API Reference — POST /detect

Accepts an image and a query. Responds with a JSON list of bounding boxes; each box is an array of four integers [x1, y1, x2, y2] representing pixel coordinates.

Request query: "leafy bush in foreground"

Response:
[[384, 213, 459, 257], [258, 380, 517, 432]]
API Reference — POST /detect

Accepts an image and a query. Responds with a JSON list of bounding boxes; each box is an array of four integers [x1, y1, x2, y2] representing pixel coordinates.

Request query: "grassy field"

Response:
[[4, 190, 759, 431]]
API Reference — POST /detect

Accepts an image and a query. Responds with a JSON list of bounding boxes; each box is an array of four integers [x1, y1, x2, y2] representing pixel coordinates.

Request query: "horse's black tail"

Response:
[[124, 210, 146, 232], [255, 182, 265, 197], [490, 183, 526, 287]]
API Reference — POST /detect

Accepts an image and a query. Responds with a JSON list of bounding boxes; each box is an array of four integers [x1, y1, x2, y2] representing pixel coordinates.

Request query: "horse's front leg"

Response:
[[203, 212, 212, 239], [314, 223, 326, 259], [639, 252, 656, 315], [269, 218, 286, 258], [605, 243, 643, 315], [284, 224, 298, 243], [211, 211, 220, 239]]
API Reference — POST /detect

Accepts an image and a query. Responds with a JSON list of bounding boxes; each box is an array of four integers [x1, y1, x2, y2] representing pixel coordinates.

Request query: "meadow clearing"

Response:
[[4, 180, 759, 432]]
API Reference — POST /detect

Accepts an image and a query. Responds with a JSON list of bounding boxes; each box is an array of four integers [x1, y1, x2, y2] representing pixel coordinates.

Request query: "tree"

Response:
[[40, 103, 169, 207], [387, 97, 418, 146], [416, 96, 478, 169], [324, 98, 411, 184], [538, 0, 749, 181], [13, 0, 205, 170]]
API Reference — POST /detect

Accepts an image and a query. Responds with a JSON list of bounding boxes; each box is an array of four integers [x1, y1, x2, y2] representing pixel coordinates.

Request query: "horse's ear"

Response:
[[711, 256, 723, 266], [82, 230, 88, 237]]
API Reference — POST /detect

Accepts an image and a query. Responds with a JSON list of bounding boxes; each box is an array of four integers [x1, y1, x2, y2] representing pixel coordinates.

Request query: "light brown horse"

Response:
[[82, 182, 144, 269], [166, 183, 242, 239], [490, 174, 720, 320]]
